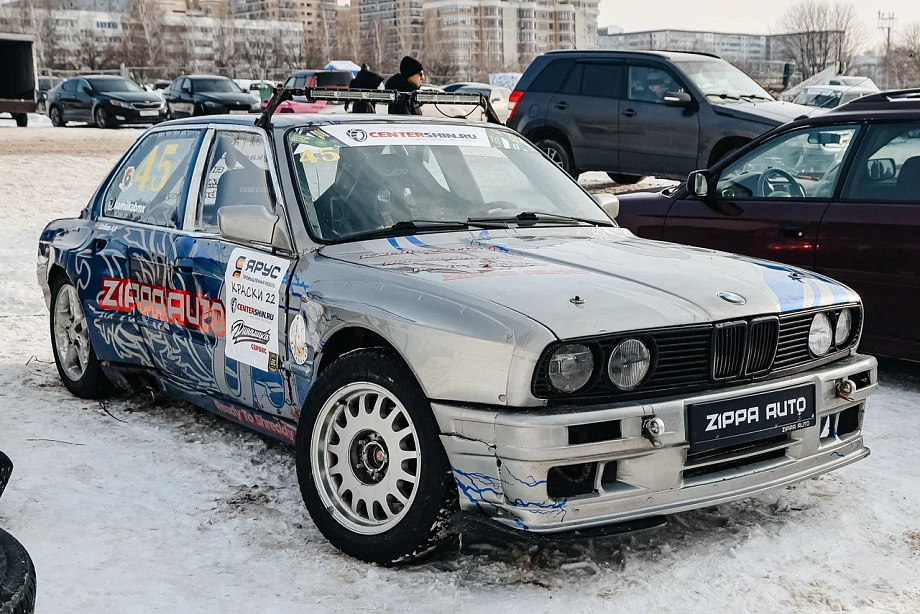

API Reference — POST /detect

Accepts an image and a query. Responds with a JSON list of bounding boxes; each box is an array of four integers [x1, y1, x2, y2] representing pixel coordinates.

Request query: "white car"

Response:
[[793, 85, 876, 110]]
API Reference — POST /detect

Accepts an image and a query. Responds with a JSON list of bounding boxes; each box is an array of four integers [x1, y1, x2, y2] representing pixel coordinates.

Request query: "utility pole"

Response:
[[878, 11, 896, 89]]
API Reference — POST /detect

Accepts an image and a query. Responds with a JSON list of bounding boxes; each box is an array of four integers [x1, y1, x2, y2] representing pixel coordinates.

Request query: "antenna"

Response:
[[878, 11, 896, 89]]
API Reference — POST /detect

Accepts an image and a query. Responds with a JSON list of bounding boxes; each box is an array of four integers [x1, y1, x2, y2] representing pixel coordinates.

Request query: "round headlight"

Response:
[[608, 338, 651, 390], [835, 308, 852, 346], [808, 313, 833, 356], [547, 344, 594, 393]]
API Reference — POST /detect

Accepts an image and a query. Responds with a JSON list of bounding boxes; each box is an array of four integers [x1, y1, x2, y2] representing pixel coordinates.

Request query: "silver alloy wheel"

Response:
[[50, 106, 62, 126], [312, 382, 421, 535], [94, 107, 107, 128], [543, 146, 564, 166], [53, 284, 91, 382]]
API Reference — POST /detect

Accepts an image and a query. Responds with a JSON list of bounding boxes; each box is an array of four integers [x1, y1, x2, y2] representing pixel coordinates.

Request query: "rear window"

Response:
[[528, 59, 575, 93], [315, 72, 353, 87]]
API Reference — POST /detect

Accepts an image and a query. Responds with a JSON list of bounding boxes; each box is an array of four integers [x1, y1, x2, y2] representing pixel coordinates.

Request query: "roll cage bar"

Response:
[[255, 87, 503, 130]]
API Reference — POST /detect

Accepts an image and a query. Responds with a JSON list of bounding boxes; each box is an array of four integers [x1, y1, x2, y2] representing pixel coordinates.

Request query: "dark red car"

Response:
[[261, 70, 354, 113], [616, 89, 920, 362]]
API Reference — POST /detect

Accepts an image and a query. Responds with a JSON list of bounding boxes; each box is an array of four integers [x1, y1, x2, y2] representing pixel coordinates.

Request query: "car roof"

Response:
[[181, 74, 233, 80], [543, 49, 722, 62], [80, 75, 129, 80], [801, 85, 876, 93], [158, 113, 512, 131]]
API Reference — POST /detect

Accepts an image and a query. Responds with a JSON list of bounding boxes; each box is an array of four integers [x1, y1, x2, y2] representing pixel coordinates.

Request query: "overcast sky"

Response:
[[598, 0, 919, 49]]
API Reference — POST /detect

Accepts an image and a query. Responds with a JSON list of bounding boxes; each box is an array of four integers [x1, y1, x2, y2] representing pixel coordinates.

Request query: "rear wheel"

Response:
[[14, 113, 27, 128], [49, 277, 117, 399], [49, 106, 64, 127], [607, 173, 645, 184], [296, 348, 456, 564], [0, 528, 36, 614], [535, 136, 579, 178], [93, 106, 111, 129]]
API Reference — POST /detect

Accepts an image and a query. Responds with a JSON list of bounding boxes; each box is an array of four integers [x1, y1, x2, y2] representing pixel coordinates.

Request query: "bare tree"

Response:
[[335, 9, 361, 63], [75, 26, 112, 71], [121, 0, 165, 68], [212, 17, 238, 76], [777, 0, 867, 79], [889, 22, 920, 88]]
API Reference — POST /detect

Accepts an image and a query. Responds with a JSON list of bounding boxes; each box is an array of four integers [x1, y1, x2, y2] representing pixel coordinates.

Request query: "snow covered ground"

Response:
[[1, 124, 919, 613]]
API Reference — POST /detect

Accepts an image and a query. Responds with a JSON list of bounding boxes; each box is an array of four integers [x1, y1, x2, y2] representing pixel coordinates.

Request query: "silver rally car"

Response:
[[38, 100, 876, 564]]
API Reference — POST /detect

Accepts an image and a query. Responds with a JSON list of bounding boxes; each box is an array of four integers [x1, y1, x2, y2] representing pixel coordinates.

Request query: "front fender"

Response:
[[37, 218, 95, 310]]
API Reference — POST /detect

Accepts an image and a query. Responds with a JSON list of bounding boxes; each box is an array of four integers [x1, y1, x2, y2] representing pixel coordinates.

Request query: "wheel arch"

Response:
[[707, 135, 752, 168], [316, 325, 418, 383]]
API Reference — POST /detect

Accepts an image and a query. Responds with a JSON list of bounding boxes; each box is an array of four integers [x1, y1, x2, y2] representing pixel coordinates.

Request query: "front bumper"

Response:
[[433, 354, 876, 533], [110, 105, 167, 124]]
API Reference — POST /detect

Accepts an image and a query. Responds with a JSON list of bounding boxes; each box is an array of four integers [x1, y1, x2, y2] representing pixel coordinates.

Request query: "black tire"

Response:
[[535, 137, 579, 178], [14, 114, 27, 128], [49, 276, 117, 399], [607, 173, 645, 184], [0, 451, 11, 500], [93, 106, 110, 129], [0, 529, 36, 614], [295, 348, 457, 565], [49, 106, 64, 127]]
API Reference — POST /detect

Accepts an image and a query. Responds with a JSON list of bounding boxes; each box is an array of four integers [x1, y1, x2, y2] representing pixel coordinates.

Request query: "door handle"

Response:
[[777, 223, 807, 239], [176, 257, 195, 272], [554, 101, 568, 110], [621, 108, 637, 117]]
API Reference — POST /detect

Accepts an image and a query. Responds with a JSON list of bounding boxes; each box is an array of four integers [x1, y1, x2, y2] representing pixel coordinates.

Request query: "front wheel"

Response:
[[607, 173, 645, 185], [49, 277, 117, 399], [0, 528, 36, 614], [296, 348, 456, 564], [93, 106, 111, 129]]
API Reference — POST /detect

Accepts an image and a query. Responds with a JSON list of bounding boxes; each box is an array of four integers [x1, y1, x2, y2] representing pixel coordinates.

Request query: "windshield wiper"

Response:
[[467, 211, 614, 227], [709, 93, 742, 101], [339, 219, 503, 242], [739, 94, 772, 102]]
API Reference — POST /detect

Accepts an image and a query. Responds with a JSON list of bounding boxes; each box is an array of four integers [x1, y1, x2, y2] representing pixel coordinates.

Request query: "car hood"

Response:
[[712, 99, 816, 126], [319, 227, 858, 339], [197, 92, 256, 105], [106, 92, 163, 104]]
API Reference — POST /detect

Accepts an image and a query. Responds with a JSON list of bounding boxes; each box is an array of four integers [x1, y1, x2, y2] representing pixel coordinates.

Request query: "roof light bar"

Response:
[[302, 87, 398, 102], [415, 92, 483, 105]]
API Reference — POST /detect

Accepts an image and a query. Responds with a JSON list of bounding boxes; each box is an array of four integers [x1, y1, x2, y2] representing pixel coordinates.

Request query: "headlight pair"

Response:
[[109, 99, 134, 109], [547, 339, 651, 394], [808, 307, 854, 356]]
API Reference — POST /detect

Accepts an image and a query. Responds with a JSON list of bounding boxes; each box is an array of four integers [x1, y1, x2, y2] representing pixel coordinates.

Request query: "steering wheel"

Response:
[[756, 167, 806, 198], [470, 200, 521, 217]]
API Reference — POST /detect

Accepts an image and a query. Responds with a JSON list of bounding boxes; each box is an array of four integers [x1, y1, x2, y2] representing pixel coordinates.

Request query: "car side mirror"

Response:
[[82, 85, 93, 95], [867, 158, 896, 180], [664, 91, 692, 107], [181, 86, 191, 94], [688, 170, 710, 198], [218, 205, 292, 251], [593, 193, 619, 219]]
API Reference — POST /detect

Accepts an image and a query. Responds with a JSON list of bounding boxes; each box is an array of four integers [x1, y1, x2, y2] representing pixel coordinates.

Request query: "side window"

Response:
[[628, 65, 682, 104], [76, 79, 90, 94], [560, 63, 583, 95], [842, 123, 920, 202], [581, 63, 622, 99], [102, 129, 201, 227], [62, 79, 76, 93], [715, 125, 860, 200], [529, 58, 575, 93], [197, 131, 275, 232], [294, 76, 308, 88], [181, 78, 191, 92]]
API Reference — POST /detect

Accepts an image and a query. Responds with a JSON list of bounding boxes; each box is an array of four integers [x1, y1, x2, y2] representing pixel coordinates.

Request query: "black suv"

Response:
[[507, 50, 813, 182]]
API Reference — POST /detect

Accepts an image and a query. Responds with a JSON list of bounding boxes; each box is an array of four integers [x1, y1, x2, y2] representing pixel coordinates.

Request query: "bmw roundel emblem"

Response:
[[346, 128, 367, 142], [718, 292, 746, 305]]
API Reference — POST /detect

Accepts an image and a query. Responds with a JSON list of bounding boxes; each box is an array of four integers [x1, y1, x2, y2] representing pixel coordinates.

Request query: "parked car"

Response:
[[163, 75, 260, 119], [507, 49, 814, 183], [263, 70, 354, 113], [441, 81, 485, 93], [47, 75, 167, 128], [454, 84, 513, 122], [616, 88, 920, 361], [38, 102, 877, 564], [793, 85, 876, 109], [234, 78, 277, 103], [36, 75, 62, 114]]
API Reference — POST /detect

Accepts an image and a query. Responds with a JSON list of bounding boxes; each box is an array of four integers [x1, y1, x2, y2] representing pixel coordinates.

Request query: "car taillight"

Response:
[[507, 90, 523, 121]]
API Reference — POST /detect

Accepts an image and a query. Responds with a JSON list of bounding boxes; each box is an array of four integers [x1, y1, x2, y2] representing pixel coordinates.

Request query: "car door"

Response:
[[73, 78, 94, 122], [167, 78, 195, 117], [99, 127, 213, 384], [663, 123, 862, 271], [547, 61, 622, 171], [817, 122, 920, 359], [174, 126, 298, 418], [618, 64, 699, 178], [57, 79, 78, 119]]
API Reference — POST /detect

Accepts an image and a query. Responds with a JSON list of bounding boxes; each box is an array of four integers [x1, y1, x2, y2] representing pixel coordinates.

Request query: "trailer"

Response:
[[0, 33, 38, 127]]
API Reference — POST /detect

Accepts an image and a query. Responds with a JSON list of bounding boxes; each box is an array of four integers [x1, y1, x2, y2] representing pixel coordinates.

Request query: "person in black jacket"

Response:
[[348, 63, 384, 113], [384, 56, 424, 115]]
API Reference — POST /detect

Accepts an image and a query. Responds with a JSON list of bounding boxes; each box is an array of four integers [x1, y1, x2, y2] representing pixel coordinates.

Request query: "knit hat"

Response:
[[399, 56, 424, 78]]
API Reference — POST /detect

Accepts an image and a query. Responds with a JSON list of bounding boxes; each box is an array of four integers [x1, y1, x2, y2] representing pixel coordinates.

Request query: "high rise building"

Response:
[[359, 0, 424, 64]]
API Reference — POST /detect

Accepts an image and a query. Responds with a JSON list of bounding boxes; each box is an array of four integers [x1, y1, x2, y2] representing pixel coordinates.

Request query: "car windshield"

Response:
[[87, 78, 145, 93], [287, 123, 612, 241], [193, 78, 242, 93], [315, 72, 353, 87], [677, 60, 774, 102], [793, 89, 842, 108]]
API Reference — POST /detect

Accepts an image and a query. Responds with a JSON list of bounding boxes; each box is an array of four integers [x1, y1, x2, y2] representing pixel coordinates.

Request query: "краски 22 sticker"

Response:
[[37, 113, 877, 565]]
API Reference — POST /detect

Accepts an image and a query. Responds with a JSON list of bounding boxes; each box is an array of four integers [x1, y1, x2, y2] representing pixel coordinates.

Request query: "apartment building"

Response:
[[359, 0, 424, 61], [597, 28, 771, 64], [229, 0, 336, 47], [423, 0, 598, 77]]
